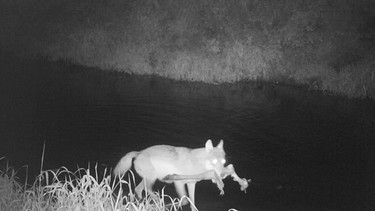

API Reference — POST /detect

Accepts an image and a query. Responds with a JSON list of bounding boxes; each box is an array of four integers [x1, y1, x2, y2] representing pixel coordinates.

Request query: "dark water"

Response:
[[1, 55, 374, 210]]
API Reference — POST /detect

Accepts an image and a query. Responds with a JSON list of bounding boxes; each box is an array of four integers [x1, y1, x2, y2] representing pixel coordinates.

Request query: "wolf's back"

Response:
[[113, 151, 139, 176]]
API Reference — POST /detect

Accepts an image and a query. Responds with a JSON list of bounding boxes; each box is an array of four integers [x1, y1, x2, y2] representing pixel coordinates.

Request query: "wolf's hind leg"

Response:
[[145, 178, 157, 197], [135, 178, 157, 199], [135, 179, 145, 199]]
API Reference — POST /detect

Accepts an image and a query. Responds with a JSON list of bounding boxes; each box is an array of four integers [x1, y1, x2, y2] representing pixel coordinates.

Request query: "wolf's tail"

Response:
[[113, 151, 139, 176]]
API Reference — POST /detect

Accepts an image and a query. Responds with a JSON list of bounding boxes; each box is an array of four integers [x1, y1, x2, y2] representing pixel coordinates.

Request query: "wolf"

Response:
[[113, 139, 227, 211]]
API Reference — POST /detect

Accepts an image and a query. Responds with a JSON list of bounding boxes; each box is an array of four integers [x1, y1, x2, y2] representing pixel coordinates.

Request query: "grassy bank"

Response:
[[0, 159, 184, 211], [0, 0, 374, 98]]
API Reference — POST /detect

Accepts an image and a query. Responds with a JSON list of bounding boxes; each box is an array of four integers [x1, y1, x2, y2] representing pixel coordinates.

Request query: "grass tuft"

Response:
[[0, 160, 185, 211]]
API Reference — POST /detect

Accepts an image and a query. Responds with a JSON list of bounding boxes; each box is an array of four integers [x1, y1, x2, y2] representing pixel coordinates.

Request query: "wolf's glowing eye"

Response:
[[212, 159, 218, 164], [221, 159, 226, 164]]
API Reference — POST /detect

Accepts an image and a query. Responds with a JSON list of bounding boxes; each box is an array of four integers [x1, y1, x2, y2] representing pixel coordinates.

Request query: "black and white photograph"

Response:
[[1, 0, 374, 210]]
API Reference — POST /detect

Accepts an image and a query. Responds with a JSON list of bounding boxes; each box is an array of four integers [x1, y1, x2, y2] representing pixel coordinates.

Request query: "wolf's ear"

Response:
[[217, 139, 224, 149], [205, 139, 214, 152]]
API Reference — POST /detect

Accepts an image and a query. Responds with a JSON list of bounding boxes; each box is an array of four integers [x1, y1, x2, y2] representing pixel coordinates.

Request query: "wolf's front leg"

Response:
[[174, 181, 188, 206], [187, 182, 198, 211]]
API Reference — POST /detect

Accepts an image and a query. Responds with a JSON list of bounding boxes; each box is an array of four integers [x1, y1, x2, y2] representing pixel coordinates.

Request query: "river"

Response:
[[1, 55, 374, 210]]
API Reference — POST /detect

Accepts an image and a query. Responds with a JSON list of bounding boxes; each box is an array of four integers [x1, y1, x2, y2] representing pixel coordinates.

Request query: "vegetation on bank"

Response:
[[0, 0, 374, 98], [0, 159, 184, 211]]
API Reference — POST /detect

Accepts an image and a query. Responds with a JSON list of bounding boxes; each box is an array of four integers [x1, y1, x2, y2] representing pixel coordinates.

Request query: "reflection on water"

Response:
[[1, 55, 374, 210]]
